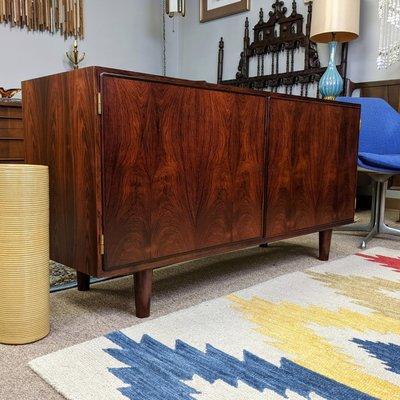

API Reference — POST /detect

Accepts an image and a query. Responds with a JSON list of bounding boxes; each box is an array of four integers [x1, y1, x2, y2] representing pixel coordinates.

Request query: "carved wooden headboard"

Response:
[[217, 0, 348, 98], [346, 79, 400, 112]]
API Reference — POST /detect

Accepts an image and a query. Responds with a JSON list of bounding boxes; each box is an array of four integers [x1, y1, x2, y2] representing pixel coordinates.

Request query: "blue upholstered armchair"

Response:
[[336, 97, 400, 248]]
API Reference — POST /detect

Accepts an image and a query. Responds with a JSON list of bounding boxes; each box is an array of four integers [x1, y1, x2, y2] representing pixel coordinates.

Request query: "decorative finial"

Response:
[[259, 8, 264, 22], [219, 37, 224, 49], [66, 38, 86, 70]]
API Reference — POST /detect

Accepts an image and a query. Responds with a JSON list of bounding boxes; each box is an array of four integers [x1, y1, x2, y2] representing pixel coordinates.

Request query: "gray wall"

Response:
[[179, 0, 398, 85], [1, 0, 397, 91], [0, 0, 170, 89], [348, 0, 398, 82]]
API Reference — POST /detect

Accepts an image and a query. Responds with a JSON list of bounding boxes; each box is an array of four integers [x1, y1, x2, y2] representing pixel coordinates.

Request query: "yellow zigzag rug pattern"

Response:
[[30, 247, 400, 399]]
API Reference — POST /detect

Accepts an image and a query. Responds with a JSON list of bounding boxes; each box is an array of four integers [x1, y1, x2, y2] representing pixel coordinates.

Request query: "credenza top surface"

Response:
[[22, 66, 360, 110]]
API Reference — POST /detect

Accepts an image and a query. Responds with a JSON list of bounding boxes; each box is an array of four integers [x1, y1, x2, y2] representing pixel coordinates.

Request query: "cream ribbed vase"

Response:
[[0, 165, 50, 345]]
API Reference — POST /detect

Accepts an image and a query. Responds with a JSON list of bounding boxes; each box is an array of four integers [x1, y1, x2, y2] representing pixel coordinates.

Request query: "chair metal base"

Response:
[[338, 178, 400, 249]]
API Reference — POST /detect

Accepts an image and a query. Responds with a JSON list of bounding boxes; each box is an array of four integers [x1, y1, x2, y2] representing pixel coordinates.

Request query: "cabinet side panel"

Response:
[[266, 98, 359, 240], [23, 69, 101, 276]]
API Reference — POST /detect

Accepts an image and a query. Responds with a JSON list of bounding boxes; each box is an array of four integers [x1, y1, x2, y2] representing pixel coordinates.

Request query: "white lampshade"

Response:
[[310, 0, 360, 43]]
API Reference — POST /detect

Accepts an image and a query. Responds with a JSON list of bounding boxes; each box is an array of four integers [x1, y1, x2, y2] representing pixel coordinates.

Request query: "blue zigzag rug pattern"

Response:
[[104, 331, 376, 400]]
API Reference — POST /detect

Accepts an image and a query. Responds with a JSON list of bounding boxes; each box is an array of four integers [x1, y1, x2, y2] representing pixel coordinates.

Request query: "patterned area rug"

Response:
[[30, 247, 400, 400], [50, 260, 76, 288]]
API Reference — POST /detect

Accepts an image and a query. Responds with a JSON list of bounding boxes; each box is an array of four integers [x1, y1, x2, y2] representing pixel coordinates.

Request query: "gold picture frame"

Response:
[[200, 0, 250, 23]]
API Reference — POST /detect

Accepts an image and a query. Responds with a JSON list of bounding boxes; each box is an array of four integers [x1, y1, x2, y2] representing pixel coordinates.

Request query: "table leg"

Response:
[[134, 269, 153, 318], [319, 229, 333, 261], [77, 271, 90, 291]]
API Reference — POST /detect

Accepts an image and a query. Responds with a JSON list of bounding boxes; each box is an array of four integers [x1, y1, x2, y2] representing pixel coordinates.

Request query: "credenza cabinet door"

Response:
[[266, 98, 359, 240], [101, 76, 266, 270]]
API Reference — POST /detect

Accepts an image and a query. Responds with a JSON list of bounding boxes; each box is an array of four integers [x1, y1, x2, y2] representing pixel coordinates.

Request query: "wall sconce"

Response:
[[166, 0, 185, 17]]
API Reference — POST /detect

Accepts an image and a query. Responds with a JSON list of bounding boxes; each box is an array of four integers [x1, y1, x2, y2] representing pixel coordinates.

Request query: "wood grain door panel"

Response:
[[0, 106, 22, 119], [266, 98, 359, 240], [101, 76, 266, 270]]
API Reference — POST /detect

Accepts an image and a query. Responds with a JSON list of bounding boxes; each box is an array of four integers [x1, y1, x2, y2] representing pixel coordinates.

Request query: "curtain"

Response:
[[378, 0, 400, 69], [0, 0, 84, 38]]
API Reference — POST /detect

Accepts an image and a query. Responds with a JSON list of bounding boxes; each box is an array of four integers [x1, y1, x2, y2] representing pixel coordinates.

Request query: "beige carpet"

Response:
[[1, 211, 399, 400]]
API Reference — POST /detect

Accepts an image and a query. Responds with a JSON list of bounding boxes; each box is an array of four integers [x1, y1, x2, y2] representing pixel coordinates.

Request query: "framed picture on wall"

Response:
[[200, 0, 250, 23]]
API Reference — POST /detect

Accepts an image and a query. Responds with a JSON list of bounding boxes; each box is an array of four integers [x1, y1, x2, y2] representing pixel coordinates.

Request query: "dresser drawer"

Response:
[[0, 140, 24, 161], [0, 159, 24, 164], [0, 106, 22, 119], [0, 118, 23, 129], [0, 118, 23, 139], [0, 101, 24, 163]]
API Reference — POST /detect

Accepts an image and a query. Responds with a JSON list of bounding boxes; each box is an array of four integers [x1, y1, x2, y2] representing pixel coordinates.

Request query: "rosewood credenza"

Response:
[[22, 67, 360, 317]]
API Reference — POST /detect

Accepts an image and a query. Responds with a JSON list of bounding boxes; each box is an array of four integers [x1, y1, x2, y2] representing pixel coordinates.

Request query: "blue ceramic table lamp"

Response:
[[310, 0, 360, 100]]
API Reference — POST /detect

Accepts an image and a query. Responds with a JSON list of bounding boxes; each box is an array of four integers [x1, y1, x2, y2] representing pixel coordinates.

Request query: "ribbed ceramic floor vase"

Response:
[[0, 165, 50, 344]]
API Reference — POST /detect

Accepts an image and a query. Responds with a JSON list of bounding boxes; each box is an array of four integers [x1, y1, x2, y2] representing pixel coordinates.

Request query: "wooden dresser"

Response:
[[0, 100, 24, 164], [23, 67, 361, 317]]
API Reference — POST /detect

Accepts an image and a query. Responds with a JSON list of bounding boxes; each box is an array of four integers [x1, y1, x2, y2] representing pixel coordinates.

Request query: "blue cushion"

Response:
[[336, 97, 400, 154], [337, 97, 400, 174], [358, 157, 400, 174], [359, 152, 400, 171]]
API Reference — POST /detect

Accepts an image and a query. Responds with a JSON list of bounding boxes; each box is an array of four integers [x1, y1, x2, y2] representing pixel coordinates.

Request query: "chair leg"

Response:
[[360, 225, 379, 249], [336, 181, 377, 232], [336, 175, 399, 249], [360, 181, 381, 249], [360, 180, 400, 248], [335, 222, 372, 232], [377, 181, 400, 237], [380, 224, 400, 236]]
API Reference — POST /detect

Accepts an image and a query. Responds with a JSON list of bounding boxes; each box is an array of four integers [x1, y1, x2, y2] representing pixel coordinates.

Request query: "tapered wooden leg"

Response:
[[134, 269, 153, 318], [77, 271, 90, 291], [319, 229, 333, 261]]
